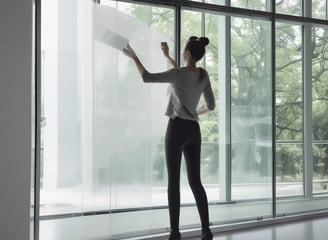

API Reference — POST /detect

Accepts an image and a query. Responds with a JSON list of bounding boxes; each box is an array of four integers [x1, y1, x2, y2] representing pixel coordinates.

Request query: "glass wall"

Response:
[[38, 0, 328, 239]]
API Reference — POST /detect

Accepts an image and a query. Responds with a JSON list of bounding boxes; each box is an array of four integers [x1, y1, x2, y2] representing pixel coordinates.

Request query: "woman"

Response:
[[123, 36, 215, 240]]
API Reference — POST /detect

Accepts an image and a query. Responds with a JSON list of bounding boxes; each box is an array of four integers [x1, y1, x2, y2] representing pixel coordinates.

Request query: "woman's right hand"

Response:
[[123, 44, 137, 59], [123, 44, 146, 75]]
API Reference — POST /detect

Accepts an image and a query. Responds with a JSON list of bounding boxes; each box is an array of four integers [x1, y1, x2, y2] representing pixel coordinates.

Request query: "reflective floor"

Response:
[[40, 214, 328, 239], [186, 216, 328, 240], [40, 198, 328, 240]]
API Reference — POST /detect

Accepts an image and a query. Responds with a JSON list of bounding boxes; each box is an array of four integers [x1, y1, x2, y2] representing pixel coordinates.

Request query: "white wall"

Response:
[[0, 0, 34, 239]]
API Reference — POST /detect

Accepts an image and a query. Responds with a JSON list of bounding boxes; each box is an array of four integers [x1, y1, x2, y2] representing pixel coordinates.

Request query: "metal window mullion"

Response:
[[218, 10, 231, 203], [175, 4, 181, 67], [303, 0, 313, 198], [34, 0, 42, 239], [270, 0, 277, 218], [326, 0, 328, 20], [201, 0, 206, 69], [226, 15, 232, 203]]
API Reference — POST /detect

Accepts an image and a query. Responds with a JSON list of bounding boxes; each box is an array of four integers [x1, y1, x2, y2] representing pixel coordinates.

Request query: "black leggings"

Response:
[[165, 117, 210, 232]]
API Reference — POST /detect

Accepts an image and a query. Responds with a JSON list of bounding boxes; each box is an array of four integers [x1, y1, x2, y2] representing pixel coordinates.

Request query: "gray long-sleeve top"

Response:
[[142, 67, 215, 121]]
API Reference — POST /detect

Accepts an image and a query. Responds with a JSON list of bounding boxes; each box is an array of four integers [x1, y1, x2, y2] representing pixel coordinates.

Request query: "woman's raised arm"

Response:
[[161, 42, 177, 68], [123, 44, 146, 75]]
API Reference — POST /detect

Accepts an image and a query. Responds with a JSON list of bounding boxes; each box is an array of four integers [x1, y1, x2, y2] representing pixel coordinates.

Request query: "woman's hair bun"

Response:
[[186, 36, 209, 61], [199, 37, 209, 47]]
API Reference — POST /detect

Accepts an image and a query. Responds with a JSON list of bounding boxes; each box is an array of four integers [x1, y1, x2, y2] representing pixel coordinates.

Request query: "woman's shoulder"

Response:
[[198, 67, 208, 75], [198, 67, 209, 81]]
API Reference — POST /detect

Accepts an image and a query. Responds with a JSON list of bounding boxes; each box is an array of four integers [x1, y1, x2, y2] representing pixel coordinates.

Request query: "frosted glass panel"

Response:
[[93, 3, 171, 209]]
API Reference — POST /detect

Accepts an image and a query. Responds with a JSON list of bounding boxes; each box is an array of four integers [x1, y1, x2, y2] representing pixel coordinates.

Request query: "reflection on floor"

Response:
[[185, 216, 328, 240]]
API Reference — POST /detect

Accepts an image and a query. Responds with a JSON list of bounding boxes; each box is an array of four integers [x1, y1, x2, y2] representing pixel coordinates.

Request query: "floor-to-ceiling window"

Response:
[[38, 0, 328, 239]]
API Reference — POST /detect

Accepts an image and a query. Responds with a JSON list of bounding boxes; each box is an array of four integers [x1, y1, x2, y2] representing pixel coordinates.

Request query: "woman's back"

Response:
[[142, 67, 215, 121]]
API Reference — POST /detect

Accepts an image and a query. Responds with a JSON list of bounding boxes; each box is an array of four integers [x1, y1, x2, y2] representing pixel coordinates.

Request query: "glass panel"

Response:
[[40, 0, 84, 216], [312, 0, 328, 20], [312, 26, 328, 195], [231, 0, 269, 11], [275, 22, 303, 200], [181, 9, 202, 58], [276, 0, 302, 16], [313, 144, 328, 194], [312, 26, 328, 142], [230, 16, 272, 202], [276, 143, 303, 197]]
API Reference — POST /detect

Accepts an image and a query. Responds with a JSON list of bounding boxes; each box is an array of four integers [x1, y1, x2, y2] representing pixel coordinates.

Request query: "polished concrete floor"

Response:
[[185, 216, 328, 240]]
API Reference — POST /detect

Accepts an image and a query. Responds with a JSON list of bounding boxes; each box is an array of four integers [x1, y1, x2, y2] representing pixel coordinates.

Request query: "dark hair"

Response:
[[185, 36, 209, 61]]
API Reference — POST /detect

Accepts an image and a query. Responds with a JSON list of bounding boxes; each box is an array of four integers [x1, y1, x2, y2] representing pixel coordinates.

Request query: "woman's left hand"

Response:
[[123, 44, 137, 59], [161, 42, 170, 57]]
